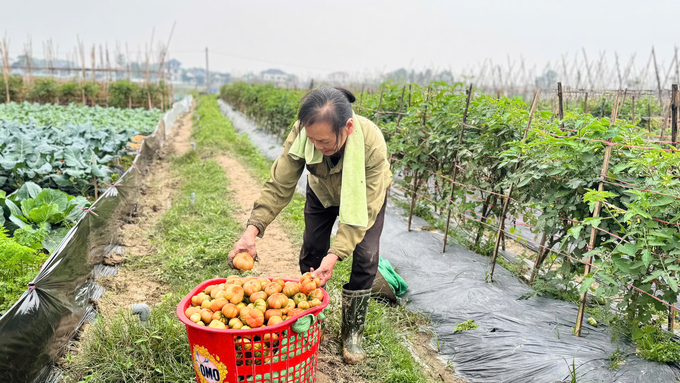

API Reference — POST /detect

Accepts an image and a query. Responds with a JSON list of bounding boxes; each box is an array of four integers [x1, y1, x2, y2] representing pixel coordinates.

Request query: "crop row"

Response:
[[2, 76, 171, 109], [0, 101, 161, 315], [221, 82, 680, 361]]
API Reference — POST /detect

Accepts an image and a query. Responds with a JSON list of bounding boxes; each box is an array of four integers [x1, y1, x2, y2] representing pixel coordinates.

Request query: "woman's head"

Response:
[[298, 87, 356, 156]]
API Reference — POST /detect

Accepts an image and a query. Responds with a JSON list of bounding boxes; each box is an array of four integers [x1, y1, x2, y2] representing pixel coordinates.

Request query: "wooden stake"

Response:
[[574, 91, 622, 337], [557, 82, 564, 129], [660, 104, 670, 141], [652, 47, 663, 105], [584, 92, 589, 114], [94, 176, 99, 200], [408, 84, 412, 108], [407, 87, 431, 232], [648, 102, 652, 132], [631, 95, 636, 125], [396, 86, 406, 128], [488, 89, 541, 282], [407, 170, 419, 232], [375, 86, 384, 125], [529, 232, 548, 284], [0, 35, 10, 103], [442, 84, 473, 253], [205, 47, 210, 93], [672, 84, 678, 146]]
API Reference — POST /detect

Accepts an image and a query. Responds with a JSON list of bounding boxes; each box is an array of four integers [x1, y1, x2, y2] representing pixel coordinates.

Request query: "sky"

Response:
[[3, 0, 680, 81]]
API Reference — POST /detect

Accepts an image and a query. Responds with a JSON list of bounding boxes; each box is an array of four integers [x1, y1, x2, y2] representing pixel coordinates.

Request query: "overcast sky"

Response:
[[3, 0, 680, 80]]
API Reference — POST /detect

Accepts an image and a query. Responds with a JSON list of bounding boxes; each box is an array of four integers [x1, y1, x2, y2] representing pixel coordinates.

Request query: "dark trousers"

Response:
[[299, 184, 387, 291]]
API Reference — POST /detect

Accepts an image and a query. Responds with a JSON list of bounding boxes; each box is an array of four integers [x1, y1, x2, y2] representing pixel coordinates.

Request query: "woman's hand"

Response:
[[228, 225, 260, 269], [311, 253, 339, 286]]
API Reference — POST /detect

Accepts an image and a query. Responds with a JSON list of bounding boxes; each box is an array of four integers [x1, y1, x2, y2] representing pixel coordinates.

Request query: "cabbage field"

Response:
[[0, 102, 161, 314], [222, 82, 680, 363]]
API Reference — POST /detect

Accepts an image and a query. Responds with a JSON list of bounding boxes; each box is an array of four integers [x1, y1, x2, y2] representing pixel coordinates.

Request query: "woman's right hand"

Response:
[[228, 225, 260, 269]]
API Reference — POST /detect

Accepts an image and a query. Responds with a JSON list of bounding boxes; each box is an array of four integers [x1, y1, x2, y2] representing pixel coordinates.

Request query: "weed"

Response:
[[453, 319, 479, 333]]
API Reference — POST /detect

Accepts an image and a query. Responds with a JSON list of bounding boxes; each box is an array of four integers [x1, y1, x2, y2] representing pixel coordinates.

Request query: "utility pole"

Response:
[[205, 47, 210, 93]]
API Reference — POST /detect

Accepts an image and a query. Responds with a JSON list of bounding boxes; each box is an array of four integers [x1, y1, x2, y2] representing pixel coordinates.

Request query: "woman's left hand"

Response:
[[311, 253, 338, 286]]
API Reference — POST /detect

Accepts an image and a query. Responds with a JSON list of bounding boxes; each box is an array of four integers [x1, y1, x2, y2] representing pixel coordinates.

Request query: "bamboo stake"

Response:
[[574, 90, 621, 337], [407, 87, 431, 232], [0, 35, 10, 103], [672, 84, 678, 146], [660, 104, 670, 141], [584, 92, 589, 114], [488, 88, 541, 282], [94, 176, 98, 200], [442, 84, 473, 253], [396, 85, 406, 127], [91, 45, 95, 81], [407, 171, 419, 232], [631, 95, 636, 125], [652, 47, 663, 105], [648, 102, 652, 132], [558, 82, 564, 129], [529, 232, 548, 284], [375, 86, 384, 125]]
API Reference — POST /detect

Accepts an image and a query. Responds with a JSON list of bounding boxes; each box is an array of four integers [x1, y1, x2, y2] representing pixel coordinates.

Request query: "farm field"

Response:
[[220, 82, 680, 379], [3, 81, 680, 382], [0, 102, 162, 315], [60, 96, 454, 383]]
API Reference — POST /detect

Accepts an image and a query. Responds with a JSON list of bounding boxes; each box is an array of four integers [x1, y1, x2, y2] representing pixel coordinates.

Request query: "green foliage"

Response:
[[0, 226, 46, 314], [453, 319, 479, 332], [28, 78, 58, 103], [220, 82, 304, 140], [0, 102, 159, 194], [0, 101, 160, 131], [63, 294, 195, 383], [108, 80, 136, 108], [1, 183, 89, 250], [632, 325, 680, 363], [59, 81, 81, 102], [608, 348, 624, 370], [222, 82, 680, 362], [12, 224, 48, 250]]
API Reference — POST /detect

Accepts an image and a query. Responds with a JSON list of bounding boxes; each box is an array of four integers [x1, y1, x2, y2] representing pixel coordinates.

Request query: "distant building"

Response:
[[168, 59, 182, 83], [261, 68, 289, 83]]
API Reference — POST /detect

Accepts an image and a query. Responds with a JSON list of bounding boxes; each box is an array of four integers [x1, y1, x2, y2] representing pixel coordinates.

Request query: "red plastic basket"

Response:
[[177, 278, 330, 383]]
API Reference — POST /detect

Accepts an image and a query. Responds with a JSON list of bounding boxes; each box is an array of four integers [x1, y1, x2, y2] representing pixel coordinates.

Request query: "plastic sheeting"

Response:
[[0, 96, 192, 383], [219, 100, 680, 383]]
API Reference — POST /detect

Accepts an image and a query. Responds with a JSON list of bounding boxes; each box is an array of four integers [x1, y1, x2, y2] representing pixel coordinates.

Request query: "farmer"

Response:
[[228, 87, 392, 364]]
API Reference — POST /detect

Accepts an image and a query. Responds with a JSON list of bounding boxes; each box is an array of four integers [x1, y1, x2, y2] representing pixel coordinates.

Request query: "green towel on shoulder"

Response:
[[288, 127, 323, 165], [289, 113, 368, 227]]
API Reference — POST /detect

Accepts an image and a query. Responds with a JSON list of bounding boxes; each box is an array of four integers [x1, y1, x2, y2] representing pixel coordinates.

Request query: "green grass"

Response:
[[195, 96, 305, 244], [200, 95, 430, 382], [64, 101, 242, 383]]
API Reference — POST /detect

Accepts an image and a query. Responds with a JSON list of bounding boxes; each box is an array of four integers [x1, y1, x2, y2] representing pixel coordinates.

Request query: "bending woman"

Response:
[[228, 87, 392, 364]]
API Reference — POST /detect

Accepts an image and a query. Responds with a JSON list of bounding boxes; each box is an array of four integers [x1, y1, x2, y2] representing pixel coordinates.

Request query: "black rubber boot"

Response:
[[341, 283, 371, 364]]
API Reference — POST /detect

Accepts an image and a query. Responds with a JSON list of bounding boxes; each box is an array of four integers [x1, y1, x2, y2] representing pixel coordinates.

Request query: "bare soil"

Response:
[[97, 107, 194, 317], [214, 155, 300, 279]]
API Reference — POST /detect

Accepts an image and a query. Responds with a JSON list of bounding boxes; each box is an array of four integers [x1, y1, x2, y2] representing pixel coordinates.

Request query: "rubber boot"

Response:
[[341, 284, 371, 364]]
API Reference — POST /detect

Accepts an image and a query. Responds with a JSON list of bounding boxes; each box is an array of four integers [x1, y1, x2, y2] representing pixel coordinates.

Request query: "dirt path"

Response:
[[215, 155, 464, 383], [214, 155, 301, 279], [97, 107, 194, 317]]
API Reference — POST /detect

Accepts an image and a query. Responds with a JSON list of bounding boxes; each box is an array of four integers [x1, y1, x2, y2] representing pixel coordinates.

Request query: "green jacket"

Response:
[[247, 114, 392, 260]]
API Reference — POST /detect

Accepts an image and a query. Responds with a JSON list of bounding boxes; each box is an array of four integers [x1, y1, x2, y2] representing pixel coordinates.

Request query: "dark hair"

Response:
[[298, 87, 356, 146]]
